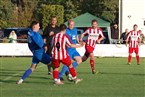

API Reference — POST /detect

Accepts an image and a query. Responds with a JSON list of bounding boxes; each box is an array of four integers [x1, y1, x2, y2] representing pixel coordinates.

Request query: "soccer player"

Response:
[[58, 20, 82, 80], [43, 16, 59, 75], [126, 24, 141, 65], [16, 21, 51, 84], [52, 24, 84, 85], [80, 19, 104, 74]]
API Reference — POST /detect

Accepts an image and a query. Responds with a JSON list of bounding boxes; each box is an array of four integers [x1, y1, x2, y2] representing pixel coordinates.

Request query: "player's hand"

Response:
[[125, 43, 128, 47], [79, 42, 85, 46], [49, 31, 54, 36], [96, 40, 101, 44]]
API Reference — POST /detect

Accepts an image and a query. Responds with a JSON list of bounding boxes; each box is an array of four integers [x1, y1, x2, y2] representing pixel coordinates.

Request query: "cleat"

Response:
[[137, 63, 140, 65], [60, 77, 64, 81], [73, 78, 83, 84], [48, 72, 52, 75], [67, 74, 73, 82], [16, 79, 23, 85], [128, 62, 131, 65], [54, 81, 64, 85], [92, 70, 96, 74]]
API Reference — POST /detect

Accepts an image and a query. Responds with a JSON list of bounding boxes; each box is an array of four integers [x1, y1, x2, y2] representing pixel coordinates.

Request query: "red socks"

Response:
[[90, 59, 95, 70], [69, 67, 76, 77], [136, 55, 140, 63], [128, 55, 132, 63], [53, 70, 59, 80]]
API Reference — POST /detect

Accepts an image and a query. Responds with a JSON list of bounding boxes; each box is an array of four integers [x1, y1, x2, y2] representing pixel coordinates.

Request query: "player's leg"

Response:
[[135, 48, 140, 65], [128, 47, 133, 65], [59, 51, 82, 79], [89, 53, 96, 74], [46, 45, 53, 75], [52, 59, 64, 85], [16, 64, 37, 84], [62, 57, 82, 84]]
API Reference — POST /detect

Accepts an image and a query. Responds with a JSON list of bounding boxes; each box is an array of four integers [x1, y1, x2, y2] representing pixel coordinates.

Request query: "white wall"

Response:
[[122, 0, 145, 34], [0, 43, 145, 57]]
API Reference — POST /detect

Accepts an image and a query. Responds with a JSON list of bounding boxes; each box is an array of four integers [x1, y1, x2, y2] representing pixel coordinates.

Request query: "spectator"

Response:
[[0, 28, 4, 43], [43, 16, 60, 75], [120, 28, 129, 44], [111, 23, 119, 44], [8, 30, 17, 43], [138, 30, 145, 44]]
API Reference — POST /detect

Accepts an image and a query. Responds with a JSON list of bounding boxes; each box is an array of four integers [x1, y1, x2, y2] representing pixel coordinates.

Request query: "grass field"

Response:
[[0, 57, 145, 97]]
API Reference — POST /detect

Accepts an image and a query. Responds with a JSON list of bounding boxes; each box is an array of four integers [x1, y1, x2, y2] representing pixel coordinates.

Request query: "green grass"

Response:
[[0, 57, 145, 97]]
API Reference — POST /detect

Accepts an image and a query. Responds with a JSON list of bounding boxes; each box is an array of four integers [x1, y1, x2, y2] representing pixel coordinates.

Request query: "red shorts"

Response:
[[129, 47, 139, 54], [85, 45, 94, 53], [52, 56, 72, 68], [84, 45, 94, 57]]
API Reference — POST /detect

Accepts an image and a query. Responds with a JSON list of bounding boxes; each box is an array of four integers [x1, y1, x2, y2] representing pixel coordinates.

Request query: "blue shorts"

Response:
[[32, 51, 51, 65], [68, 48, 80, 60]]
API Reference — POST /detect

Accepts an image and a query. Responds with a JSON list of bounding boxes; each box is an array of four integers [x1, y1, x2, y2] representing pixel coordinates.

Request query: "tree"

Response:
[[0, 0, 15, 28], [79, 0, 119, 23], [13, 0, 39, 27], [40, 4, 64, 29]]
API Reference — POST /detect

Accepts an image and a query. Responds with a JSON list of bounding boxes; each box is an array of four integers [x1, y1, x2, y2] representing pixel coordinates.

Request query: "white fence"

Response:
[[0, 43, 145, 57]]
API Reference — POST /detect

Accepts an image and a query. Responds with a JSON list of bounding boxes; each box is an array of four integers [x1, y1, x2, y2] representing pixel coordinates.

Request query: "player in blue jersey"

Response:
[[16, 21, 51, 84], [59, 20, 82, 81]]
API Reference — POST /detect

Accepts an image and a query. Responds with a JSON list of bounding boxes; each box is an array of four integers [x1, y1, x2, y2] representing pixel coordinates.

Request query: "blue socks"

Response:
[[21, 68, 32, 80], [59, 62, 78, 78]]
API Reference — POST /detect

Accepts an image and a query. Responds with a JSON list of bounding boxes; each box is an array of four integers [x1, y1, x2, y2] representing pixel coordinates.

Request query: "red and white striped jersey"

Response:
[[52, 33, 72, 60], [127, 30, 140, 48], [84, 28, 104, 48]]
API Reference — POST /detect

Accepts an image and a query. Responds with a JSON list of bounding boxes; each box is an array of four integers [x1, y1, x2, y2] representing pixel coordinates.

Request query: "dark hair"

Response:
[[91, 19, 98, 24], [30, 21, 39, 28], [59, 24, 67, 31]]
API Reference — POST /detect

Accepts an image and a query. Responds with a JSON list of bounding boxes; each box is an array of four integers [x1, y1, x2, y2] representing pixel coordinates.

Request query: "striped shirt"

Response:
[[127, 30, 140, 48], [84, 28, 104, 48], [52, 33, 72, 60]]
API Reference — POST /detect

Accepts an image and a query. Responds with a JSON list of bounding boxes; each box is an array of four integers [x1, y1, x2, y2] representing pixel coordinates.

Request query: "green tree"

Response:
[[0, 0, 15, 28], [79, 0, 119, 23], [40, 4, 64, 29], [13, 0, 39, 27]]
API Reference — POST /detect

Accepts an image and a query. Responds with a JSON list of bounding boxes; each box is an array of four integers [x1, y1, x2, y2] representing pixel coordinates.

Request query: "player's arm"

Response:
[[97, 30, 104, 44], [80, 30, 88, 42], [32, 33, 44, 48], [66, 35, 84, 48]]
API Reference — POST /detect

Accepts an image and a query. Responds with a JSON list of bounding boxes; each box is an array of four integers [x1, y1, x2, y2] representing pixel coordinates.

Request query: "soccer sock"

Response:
[[72, 61, 78, 68], [69, 67, 76, 78], [21, 68, 32, 80], [136, 55, 140, 63], [90, 59, 95, 70], [128, 55, 132, 63], [53, 70, 59, 80], [58, 65, 68, 78]]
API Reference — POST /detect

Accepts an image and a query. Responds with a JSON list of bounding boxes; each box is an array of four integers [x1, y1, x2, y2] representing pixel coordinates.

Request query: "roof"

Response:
[[65, 12, 110, 27]]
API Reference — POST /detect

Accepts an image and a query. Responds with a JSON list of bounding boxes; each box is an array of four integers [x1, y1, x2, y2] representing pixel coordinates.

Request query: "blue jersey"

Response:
[[66, 28, 78, 44], [27, 29, 44, 53]]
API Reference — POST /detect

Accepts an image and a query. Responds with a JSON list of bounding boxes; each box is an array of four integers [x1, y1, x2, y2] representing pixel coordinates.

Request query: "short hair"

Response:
[[51, 16, 57, 20], [59, 24, 67, 31], [91, 19, 98, 24], [30, 21, 39, 28], [68, 19, 74, 25], [133, 24, 138, 27]]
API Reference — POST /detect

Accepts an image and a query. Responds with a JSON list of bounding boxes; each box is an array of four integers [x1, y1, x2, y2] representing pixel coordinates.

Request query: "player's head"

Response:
[[51, 16, 57, 26], [68, 19, 75, 30], [59, 24, 67, 33], [133, 24, 138, 31], [30, 21, 40, 32], [91, 19, 98, 29]]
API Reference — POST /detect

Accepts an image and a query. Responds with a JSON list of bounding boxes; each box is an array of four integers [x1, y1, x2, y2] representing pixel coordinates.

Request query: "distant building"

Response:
[[120, 0, 145, 35]]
